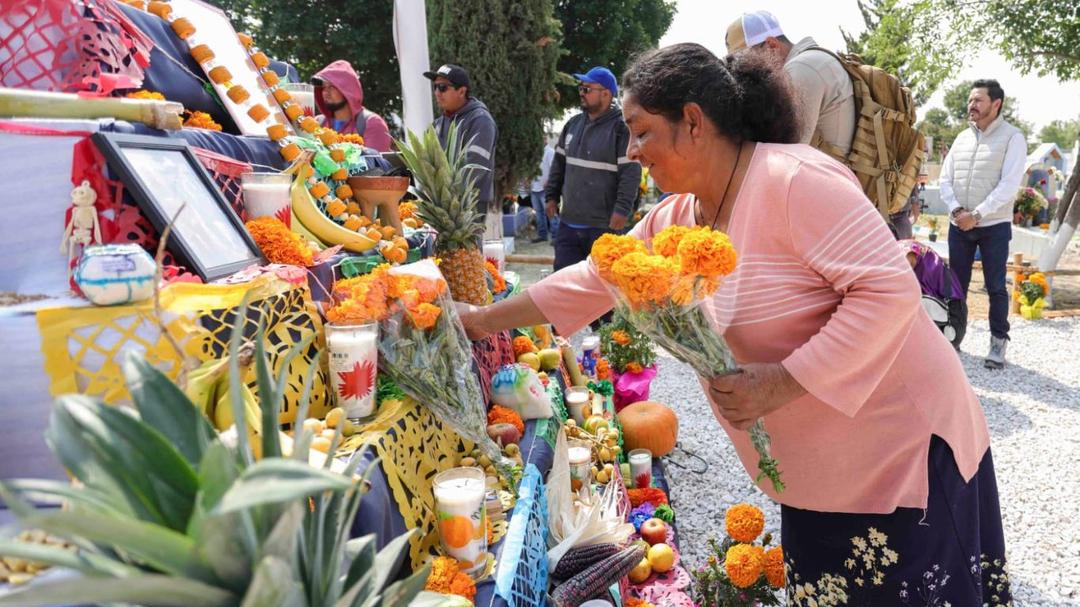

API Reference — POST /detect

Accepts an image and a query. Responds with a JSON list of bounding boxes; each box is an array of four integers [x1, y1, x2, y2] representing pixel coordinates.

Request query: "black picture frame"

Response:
[[92, 132, 265, 282]]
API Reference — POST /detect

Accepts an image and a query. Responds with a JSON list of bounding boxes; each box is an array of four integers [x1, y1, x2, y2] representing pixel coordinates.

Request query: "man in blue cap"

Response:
[[545, 66, 641, 272]]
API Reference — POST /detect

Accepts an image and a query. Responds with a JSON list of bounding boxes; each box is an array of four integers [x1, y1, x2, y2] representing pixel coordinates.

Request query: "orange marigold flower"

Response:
[[625, 361, 643, 374], [485, 260, 507, 293], [725, 503, 765, 543], [596, 357, 611, 381], [125, 89, 165, 101], [611, 252, 678, 309], [487, 405, 524, 435], [245, 216, 314, 266], [764, 545, 785, 588], [425, 556, 476, 601], [676, 227, 736, 280], [651, 225, 692, 257], [183, 110, 222, 131], [725, 543, 764, 588], [513, 335, 537, 356], [611, 330, 631, 346], [628, 487, 668, 507], [590, 233, 647, 282], [406, 302, 441, 329]]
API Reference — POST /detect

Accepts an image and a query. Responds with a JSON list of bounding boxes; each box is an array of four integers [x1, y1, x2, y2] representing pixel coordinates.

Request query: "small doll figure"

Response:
[[61, 180, 102, 275]]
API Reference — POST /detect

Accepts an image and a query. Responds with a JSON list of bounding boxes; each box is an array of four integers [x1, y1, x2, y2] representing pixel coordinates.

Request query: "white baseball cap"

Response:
[[725, 10, 785, 54]]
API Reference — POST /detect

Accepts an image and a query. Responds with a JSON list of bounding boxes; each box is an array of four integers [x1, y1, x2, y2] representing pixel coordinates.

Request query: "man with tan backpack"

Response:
[[726, 11, 925, 237]]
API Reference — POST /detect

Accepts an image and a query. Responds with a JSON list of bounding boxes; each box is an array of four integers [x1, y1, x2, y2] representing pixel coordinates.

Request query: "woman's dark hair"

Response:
[[621, 42, 800, 144]]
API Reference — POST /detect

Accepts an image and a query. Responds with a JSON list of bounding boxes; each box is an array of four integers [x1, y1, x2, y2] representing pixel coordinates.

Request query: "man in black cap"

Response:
[[424, 64, 498, 233]]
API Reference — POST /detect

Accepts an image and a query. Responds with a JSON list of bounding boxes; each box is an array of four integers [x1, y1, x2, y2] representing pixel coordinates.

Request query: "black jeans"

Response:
[[948, 221, 1011, 340], [553, 225, 614, 329]]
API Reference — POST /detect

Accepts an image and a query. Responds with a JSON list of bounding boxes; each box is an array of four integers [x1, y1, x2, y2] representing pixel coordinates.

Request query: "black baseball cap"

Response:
[[423, 64, 470, 88]]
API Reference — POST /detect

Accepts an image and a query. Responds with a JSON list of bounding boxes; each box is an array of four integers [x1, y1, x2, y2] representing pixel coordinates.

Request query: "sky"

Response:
[[659, 0, 1080, 133]]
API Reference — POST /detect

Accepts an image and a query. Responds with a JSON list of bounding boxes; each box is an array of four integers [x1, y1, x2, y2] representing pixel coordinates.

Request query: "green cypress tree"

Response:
[[427, 0, 563, 200]]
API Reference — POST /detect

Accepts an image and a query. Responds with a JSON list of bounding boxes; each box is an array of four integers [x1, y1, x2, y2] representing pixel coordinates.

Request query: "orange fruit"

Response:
[[440, 515, 472, 549]]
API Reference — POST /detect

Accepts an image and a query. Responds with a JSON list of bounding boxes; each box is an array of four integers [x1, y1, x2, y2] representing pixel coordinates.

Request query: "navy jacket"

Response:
[[546, 105, 641, 229]]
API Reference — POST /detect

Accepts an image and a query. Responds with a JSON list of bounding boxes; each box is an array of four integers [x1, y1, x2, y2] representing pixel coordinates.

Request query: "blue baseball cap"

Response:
[[573, 66, 617, 96]]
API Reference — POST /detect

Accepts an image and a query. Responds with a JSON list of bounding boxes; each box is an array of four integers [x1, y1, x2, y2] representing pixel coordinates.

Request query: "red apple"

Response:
[[639, 517, 668, 545], [486, 422, 522, 446]]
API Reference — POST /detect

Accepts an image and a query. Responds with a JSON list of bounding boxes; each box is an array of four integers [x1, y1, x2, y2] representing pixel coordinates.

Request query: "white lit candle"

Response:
[[326, 323, 378, 419], [628, 448, 652, 489], [433, 467, 488, 578], [483, 239, 505, 273], [565, 387, 591, 426], [241, 173, 292, 226]]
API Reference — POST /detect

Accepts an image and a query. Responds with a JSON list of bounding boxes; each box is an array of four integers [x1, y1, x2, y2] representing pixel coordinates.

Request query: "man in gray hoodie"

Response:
[[546, 66, 641, 271], [425, 64, 498, 229]]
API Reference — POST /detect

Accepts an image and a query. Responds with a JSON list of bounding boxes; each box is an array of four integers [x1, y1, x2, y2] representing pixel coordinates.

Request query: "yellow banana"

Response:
[[213, 381, 265, 459], [183, 358, 230, 419]]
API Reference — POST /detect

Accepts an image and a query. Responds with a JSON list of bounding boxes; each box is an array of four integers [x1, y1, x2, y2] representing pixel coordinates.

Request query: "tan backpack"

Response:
[[806, 48, 926, 218]]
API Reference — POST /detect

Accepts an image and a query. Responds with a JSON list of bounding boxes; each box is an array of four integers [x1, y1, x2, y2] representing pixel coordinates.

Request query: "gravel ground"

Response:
[[650, 317, 1080, 606]]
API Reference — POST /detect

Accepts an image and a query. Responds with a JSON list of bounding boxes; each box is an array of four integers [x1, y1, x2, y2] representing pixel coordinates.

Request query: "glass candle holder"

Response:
[[240, 172, 292, 226], [433, 467, 489, 579], [628, 448, 653, 488], [482, 239, 506, 273], [565, 386, 592, 426], [325, 322, 378, 419], [567, 438, 594, 498]]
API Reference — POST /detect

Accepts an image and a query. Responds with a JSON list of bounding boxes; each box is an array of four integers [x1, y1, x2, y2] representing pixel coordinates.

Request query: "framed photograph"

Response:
[[92, 132, 265, 281]]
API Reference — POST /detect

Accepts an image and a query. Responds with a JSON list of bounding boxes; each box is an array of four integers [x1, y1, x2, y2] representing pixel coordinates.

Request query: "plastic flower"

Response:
[[611, 252, 678, 309], [764, 545, 785, 588], [725, 543, 764, 588], [590, 233, 647, 282], [628, 487, 668, 507], [725, 503, 765, 543], [676, 227, 737, 279], [611, 330, 632, 346], [245, 216, 314, 266]]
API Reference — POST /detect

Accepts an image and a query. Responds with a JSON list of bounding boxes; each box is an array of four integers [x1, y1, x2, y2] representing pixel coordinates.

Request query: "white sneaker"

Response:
[[984, 336, 1008, 369]]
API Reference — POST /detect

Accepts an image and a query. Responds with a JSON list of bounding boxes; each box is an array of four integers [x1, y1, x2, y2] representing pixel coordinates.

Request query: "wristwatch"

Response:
[[970, 209, 982, 224]]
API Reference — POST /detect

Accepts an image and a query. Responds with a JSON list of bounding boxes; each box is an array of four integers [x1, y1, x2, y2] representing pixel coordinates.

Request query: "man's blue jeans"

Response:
[[530, 191, 557, 239], [949, 221, 1011, 340]]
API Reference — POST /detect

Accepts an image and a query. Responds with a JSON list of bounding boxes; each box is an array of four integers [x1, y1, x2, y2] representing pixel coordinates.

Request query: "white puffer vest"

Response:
[[949, 115, 1022, 225]]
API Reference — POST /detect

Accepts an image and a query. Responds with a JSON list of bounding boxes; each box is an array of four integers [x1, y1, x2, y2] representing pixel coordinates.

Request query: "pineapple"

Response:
[[397, 124, 492, 305]]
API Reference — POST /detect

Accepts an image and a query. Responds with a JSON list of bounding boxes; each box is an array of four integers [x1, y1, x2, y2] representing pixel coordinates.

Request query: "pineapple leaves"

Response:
[[214, 459, 354, 514], [123, 351, 217, 467], [0, 574, 237, 607], [239, 556, 304, 607]]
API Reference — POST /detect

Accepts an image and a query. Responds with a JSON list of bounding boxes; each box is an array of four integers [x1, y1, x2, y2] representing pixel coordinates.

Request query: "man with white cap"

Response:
[[726, 10, 855, 157]]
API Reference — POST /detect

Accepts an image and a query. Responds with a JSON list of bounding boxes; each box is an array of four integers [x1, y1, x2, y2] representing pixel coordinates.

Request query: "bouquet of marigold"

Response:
[[326, 259, 516, 485], [590, 227, 783, 491], [692, 503, 784, 607], [1018, 271, 1049, 319]]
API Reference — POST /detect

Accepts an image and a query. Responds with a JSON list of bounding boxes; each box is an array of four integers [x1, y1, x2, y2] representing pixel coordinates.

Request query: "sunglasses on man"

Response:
[[432, 83, 458, 92], [578, 85, 606, 94]]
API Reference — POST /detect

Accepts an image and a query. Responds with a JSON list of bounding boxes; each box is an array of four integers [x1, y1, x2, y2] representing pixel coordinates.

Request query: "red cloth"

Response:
[[312, 60, 392, 152]]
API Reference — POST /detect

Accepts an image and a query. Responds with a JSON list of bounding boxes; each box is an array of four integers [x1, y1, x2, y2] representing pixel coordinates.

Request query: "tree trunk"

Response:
[[1037, 154, 1080, 306]]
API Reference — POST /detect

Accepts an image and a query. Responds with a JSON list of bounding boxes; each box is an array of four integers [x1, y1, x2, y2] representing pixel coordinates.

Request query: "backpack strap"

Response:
[[354, 109, 369, 138]]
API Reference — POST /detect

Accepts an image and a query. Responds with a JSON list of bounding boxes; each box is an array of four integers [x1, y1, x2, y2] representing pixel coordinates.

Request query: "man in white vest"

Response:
[[940, 79, 1027, 369]]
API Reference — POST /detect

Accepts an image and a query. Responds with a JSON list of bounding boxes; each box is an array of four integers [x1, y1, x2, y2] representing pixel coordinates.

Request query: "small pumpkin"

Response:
[[617, 400, 678, 456]]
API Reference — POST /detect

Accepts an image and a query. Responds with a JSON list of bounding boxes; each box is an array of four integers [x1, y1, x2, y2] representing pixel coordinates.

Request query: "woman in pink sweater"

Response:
[[460, 44, 1010, 605]]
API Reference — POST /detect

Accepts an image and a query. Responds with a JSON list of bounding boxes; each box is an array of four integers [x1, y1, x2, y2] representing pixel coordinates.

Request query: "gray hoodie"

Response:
[[546, 105, 641, 229], [433, 97, 498, 206]]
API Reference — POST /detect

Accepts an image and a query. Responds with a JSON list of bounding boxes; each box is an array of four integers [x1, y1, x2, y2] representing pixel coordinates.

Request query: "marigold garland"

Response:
[[484, 260, 507, 294], [763, 545, 785, 589], [184, 110, 223, 131], [724, 543, 764, 589], [425, 556, 476, 602], [725, 503, 765, 543], [487, 405, 524, 435], [512, 335, 537, 356], [245, 216, 314, 266]]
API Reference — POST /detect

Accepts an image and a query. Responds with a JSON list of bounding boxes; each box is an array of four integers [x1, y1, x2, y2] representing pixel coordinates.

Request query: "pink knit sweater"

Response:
[[529, 144, 990, 513]]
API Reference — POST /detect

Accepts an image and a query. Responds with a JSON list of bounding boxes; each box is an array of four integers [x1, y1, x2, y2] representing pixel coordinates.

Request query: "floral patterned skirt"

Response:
[[781, 435, 1011, 607]]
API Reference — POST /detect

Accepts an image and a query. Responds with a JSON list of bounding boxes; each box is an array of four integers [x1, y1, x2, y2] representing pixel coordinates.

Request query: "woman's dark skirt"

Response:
[[781, 435, 1011, 606]]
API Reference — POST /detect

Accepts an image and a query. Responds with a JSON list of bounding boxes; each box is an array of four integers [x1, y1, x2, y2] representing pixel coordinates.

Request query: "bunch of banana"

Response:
[[184, 348, 263, 444]]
